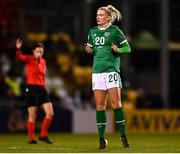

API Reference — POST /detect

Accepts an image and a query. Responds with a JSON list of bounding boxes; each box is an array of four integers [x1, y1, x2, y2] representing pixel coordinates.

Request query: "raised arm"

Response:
[[16, 39, 31, 62]]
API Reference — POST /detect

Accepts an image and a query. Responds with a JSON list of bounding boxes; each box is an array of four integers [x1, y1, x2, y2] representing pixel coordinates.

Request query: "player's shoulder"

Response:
[[28, 55, 35, 59], [110, 25, 121, 31], [111, 25, 124, 35]]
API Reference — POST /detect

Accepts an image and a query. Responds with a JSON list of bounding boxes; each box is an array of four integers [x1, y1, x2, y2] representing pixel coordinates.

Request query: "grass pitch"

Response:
[[0, 133, 179, 153]]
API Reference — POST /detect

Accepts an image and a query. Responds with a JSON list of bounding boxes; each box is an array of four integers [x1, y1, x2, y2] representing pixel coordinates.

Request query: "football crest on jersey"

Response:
[[104, 32, 110, 37]]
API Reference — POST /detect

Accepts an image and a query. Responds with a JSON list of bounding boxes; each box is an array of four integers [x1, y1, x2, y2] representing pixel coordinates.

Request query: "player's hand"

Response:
[[111, 43, 119, 53], [111, 43, 120, 57], [84, 44, 93, 54], [16, 39, 23, 49]]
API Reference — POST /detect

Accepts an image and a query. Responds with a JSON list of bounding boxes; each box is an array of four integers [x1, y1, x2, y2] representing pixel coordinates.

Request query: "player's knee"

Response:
[[28, 113, 37, 122], [50, 112, 54, 118], [46, 111, 54, 118], [96, 104, 106, 110], [111, 100, 122, 108]]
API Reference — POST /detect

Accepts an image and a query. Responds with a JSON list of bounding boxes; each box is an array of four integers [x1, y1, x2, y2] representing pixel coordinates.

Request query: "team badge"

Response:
[[104, 32, 110, 37]]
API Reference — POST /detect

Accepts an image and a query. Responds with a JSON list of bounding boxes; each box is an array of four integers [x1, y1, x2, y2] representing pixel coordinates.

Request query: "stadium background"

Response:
[[0, 0, 180, 144]]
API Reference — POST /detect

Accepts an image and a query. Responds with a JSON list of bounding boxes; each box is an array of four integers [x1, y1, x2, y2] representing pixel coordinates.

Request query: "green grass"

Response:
[[0, 133, 180, 153]]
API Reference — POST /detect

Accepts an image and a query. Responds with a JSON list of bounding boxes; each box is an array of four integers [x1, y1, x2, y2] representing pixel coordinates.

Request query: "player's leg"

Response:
[[108, 87, 129, 148], [27, 106, 38, 144], [92, 73, 108, 149], [39, 102, 54, 144], [25, 85, 39, 143], [94, 90, 108, 149]]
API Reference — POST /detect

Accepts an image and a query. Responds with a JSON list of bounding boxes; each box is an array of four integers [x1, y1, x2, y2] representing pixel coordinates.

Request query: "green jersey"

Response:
[[87, 24, 130, 73]]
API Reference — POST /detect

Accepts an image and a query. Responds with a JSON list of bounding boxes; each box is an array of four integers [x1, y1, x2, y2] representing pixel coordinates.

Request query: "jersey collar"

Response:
[[98, 23, 111, 30]]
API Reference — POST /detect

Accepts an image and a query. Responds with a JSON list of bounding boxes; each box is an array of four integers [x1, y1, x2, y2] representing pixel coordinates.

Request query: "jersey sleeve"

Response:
[[16, 50, 32, 62], [115, 27, 128, 47], [114, 27, 131, 54], [87, 29, 93, 47]]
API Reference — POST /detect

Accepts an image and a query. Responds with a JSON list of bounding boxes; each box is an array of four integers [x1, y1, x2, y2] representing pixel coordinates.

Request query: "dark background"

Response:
[[0, 0, 179, 112]]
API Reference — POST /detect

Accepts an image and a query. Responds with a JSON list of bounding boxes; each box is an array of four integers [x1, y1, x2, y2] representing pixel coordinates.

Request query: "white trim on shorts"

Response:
[[92, 72, 122, 90]]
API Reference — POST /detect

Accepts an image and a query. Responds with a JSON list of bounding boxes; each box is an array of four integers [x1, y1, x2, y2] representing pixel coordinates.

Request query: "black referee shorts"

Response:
[[25, 84, 51, 107]]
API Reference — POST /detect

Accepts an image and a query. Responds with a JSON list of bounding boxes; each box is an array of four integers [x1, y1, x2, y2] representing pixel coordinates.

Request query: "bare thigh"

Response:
[[93, 90, 107, 110], [108, 87, 122, 108]]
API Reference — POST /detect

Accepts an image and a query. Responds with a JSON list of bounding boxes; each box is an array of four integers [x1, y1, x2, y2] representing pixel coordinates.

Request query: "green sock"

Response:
[[96, 110, 106, 139], [114, 108, 126, 137]]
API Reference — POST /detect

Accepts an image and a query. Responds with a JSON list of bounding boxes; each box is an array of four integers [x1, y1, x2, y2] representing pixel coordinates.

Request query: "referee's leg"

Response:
[[39, 102, 54, 144], [27, 106, 38, 143]]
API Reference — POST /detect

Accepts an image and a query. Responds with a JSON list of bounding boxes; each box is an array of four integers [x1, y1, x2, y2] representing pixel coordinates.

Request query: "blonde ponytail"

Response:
[[106, 5, 122, 23]]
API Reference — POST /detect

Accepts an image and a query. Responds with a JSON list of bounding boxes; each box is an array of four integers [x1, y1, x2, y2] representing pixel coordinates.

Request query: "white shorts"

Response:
[[92, 72, 122, 90]]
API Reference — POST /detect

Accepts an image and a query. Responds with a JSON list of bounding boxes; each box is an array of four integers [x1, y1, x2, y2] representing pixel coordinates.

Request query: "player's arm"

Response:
[[112, 41, 131, 54], [85, 30, 93, 54], [111, 27, 131, 55], [16, 39, 31, 62]]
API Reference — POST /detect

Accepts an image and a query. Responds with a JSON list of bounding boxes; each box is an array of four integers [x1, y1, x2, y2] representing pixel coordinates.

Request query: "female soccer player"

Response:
[[85, 5, 131, 149], [16, 39, 54, 144]]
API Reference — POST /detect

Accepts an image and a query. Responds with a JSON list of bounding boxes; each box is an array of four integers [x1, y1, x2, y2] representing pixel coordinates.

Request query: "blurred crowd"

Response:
[[0, 29, 165, 111], [0, 0, 165, 110], [0, 28, 96, 110]]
